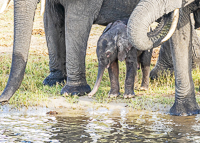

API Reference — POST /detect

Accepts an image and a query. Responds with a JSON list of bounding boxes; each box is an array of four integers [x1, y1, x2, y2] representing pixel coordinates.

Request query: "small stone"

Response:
[[46, 111, 58, 115]]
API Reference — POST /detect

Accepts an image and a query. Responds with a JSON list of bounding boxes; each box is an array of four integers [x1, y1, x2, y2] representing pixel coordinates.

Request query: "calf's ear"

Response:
[[118, 48, 127, 62], [117, 37, 132, 62], [103, 23, 113, 33]]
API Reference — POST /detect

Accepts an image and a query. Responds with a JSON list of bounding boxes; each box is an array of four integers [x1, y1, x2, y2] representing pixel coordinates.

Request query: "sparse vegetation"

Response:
[[0, 2, 200, 109]]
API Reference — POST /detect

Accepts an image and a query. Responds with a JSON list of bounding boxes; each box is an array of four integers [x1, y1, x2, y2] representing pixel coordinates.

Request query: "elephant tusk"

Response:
[[161, 8, 179, 43], [40, 0, 46, 16], [0, 0, 11, 13]]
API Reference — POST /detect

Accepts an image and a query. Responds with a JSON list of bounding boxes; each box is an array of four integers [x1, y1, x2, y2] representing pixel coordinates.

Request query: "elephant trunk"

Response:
[[127, 0, 182, 51], [88, 64, 105, 97], [0, 0, 38, 102]]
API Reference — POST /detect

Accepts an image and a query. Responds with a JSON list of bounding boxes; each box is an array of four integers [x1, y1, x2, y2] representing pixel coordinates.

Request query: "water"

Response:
[[1, 105, 200, 142]]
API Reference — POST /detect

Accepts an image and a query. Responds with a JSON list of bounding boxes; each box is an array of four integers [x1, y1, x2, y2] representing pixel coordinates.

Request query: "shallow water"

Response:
[[1, 105, 200, 142]]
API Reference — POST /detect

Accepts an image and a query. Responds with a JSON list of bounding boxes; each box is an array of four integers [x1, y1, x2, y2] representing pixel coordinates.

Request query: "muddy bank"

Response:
[[35, 95, 171, 116]]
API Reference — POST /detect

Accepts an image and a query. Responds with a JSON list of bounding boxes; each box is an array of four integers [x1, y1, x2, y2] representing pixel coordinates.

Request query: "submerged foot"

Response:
[[170, 98, 200, 116]]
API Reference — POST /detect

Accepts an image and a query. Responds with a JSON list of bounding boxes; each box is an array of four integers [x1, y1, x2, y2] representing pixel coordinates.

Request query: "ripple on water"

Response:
[[0, 105, 200, 142]]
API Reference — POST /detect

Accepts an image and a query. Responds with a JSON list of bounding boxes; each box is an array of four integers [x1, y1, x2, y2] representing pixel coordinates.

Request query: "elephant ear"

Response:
[[117, 36, 132, 62], [103, 22, 113, 33]]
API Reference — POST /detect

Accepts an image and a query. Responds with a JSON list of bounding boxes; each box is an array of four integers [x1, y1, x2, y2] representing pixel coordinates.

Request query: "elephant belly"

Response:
[[94, 0, 140, 25]]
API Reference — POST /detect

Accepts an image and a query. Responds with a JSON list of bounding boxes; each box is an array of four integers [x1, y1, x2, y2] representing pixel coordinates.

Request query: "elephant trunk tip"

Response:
[[0, 90, 13, 103], [88, 79, 102, 97], [88, 88, 98, 98], [88, 65, 105, 98]]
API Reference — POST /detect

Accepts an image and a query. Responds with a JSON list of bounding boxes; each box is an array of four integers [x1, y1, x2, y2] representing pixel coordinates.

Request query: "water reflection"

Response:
[[0, 105, 200, 142]]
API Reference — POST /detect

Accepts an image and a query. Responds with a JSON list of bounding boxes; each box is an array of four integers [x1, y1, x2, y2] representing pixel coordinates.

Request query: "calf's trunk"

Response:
[[88, 64, 105, 97]]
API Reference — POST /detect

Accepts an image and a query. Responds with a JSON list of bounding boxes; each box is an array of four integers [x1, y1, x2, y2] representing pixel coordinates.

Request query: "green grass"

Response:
[[1, 2, 200, 110], [0, 53, 200, 108], [0, 53, 62, 106], [1, 52, 200, 110]]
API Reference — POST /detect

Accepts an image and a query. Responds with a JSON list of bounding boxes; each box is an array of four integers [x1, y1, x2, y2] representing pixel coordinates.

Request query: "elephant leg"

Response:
[[134, 52, 142, 90], [150, 41, 174, 80], [124, 48, 137, 98], [140, 49, 152, 90], [170, 9, 200, 116], [43, 1, 67, 86], [108, 60, 120, 98], [60, 0, 103, 95], [191, 15, 200, 68]]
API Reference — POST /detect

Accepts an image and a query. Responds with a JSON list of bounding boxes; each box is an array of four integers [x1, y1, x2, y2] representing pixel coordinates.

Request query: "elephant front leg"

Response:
[[61, 0, 103, 95], [124, 49, 137, 98], [140, 49, 152, 91], [170, 9, 200, 116], [108, 60, 120, 98], [43, 2, 67, 86]]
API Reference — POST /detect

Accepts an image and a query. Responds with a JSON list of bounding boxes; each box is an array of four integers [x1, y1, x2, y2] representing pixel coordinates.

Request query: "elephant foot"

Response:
[[0, 95, 9, 104], [123, 91, 135, 99], [139, 86, 148, 91], [61, 84, 91, 96], [150, 71, 159, 80], [108, 92, 120, 98], [123, 94, 135, 99], [108, 90, 120, 98], [0, 88, 15, 103], [43, 70, 67, 86], [170, 98, 200, 116]]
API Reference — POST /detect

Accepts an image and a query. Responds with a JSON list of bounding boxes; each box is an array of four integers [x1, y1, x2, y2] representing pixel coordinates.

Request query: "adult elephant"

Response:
[[127, 0, 200, 115], [0, 0, 145, 102]]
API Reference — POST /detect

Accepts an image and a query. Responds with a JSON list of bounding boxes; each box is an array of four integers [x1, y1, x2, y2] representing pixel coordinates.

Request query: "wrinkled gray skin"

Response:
[[128, 0, 200, 115], [150, 19, 200, 79], [0, 0, 143, 102], [89, 20, 152, 98]]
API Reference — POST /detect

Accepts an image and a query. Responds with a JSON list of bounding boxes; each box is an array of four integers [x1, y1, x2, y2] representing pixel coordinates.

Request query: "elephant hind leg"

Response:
[[43, 1, 67, 86], [150, 41, 174, 80], [124, 48, 137, 98], [140, 49, 152, 90]]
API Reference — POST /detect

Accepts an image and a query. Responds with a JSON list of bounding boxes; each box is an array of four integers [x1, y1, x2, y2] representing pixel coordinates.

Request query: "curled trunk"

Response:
[[0, 0, 38, 102], [88, 64, 105, 97], [127, 0, 182, 51]]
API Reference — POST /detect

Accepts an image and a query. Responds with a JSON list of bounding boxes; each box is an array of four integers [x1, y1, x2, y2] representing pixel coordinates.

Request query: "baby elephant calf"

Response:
[[88, 19, 152, 98]]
